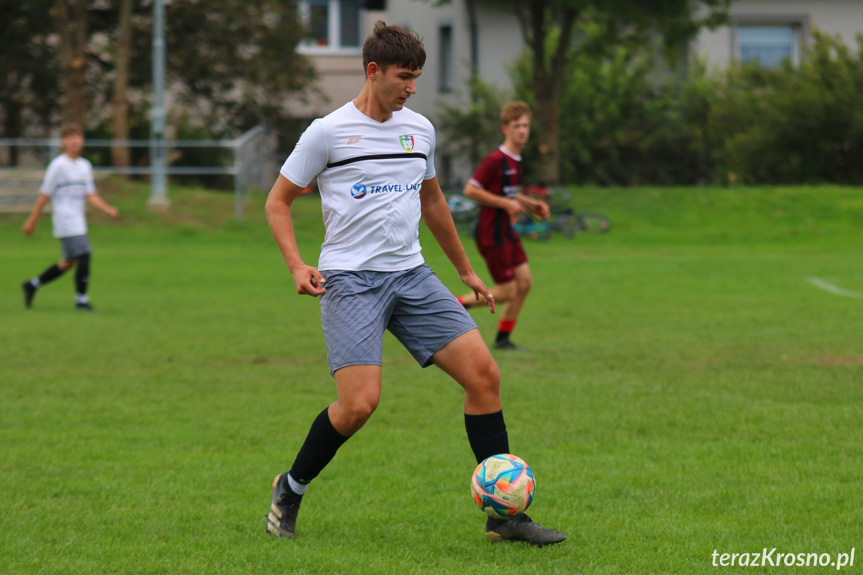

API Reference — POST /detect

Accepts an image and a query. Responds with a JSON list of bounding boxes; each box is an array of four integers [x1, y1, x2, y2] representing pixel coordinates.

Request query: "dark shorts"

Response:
[[60, 235, 92, 260], [477, 236, 528, 284], [319, 264, 477, 376]]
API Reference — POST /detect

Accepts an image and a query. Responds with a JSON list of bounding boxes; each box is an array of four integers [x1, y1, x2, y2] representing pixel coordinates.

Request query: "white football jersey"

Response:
[[280, 101, 436, 272], [40, 154, 96, 238]]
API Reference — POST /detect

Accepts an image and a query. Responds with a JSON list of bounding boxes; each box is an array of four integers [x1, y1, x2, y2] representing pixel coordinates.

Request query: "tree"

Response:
[[0, 0, 59, 152], [112, 0, 133, 167], [4, 0, 313, 146], [1, 0, 138, 148], [468, 0, 729, 183], [52, 0, 90, 127], [162, 0, 316, 136], [437, 77, 507, 172]]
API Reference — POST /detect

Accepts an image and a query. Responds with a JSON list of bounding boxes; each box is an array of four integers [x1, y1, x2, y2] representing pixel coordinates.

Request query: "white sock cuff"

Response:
[[287, 473, 308, 495]]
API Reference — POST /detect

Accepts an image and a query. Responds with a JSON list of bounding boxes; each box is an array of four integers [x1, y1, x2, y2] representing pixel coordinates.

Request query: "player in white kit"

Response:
[[264, 22, 565, 546], [21, 124, 118, 311]]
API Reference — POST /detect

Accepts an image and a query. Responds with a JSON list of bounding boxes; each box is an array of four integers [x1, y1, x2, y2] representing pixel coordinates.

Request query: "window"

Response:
[[339, 0, 361, 47], [297, 0, 364, 53], [439, 25, 454, 93], [731, 14, 811, 69], [737, 25, 798, 68]]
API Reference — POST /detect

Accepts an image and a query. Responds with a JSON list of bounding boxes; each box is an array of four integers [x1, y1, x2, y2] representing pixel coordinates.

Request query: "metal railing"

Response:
[[0, 124, 274, 219]]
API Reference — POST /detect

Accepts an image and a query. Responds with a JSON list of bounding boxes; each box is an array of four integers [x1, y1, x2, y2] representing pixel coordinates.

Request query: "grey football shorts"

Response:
[[320, 264, 478, 375], [60, 235, 92, 260]]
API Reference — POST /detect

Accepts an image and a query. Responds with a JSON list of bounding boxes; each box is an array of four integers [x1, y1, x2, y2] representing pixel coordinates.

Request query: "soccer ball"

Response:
[[471, 453, 536, 519]]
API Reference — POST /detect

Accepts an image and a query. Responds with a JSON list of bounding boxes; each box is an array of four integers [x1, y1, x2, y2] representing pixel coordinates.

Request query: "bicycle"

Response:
[[447, 186, 610, 240], [514, 185, 611, 240], [446, 193, 479, 233]]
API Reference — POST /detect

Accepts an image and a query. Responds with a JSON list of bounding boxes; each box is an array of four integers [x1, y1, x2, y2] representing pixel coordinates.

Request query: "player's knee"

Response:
[[59, 259, 76, 271], [471, 356, 501, 397], [516, 274, 533, 296], [343, 396, 379, 430]]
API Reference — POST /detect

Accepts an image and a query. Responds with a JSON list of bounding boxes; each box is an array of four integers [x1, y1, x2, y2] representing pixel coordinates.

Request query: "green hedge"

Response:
[[441, 30, 863, 186], [709, 31, 863, 185]]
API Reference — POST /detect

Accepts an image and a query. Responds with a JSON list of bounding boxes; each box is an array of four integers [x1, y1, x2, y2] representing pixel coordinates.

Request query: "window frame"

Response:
[[730, 14, 810, 68], [297, 0, 366, 56]]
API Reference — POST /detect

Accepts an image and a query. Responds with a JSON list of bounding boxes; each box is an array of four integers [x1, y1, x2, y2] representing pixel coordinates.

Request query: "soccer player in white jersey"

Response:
[[21, 124, 119, 311], [264, 21, 565, 546]]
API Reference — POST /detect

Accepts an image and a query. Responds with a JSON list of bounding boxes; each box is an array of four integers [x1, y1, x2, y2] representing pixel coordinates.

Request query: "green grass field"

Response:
[[2, 180, 862, 574]]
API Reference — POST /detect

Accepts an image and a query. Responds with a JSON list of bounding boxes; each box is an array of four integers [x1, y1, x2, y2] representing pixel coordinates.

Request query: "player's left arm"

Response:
[[515, 193, 549, 220], [86, 193, 119, 218], [420, 177, 495, 313]]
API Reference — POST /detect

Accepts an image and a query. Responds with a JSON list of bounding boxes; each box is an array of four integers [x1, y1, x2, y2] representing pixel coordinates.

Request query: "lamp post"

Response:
[[148, 0, 169, 208]]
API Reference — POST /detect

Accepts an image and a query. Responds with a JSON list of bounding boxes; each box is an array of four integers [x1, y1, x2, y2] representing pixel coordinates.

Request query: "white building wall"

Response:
[[475, 10, 524, 90], [288, 10, 385, 119], [299, 1, 863, 118], [693, 0, 863, 68], [384, 0, 522, 122], [384, 0, 522, 185], [293, 1, 863, 184]]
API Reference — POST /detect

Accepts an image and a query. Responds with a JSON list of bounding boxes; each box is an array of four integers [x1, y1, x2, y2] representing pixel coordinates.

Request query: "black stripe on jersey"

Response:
[[494, 154, 517, 246], [56, 181, 88, 189], [327, 152, 427, 168]]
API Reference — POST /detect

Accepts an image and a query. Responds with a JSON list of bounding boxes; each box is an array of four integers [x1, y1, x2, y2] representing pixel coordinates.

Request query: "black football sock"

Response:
[[465, 410, 509, 464], [287, 407, 350, 490], [75, 253, 91, 295], [36, 264, 65, 287]]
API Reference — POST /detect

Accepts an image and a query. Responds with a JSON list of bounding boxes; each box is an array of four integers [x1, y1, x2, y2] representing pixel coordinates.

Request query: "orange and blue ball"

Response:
[[471, 453, 536, 519]]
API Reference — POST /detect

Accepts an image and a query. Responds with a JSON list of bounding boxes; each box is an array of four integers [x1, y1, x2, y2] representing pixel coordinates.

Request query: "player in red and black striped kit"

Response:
[[456, 102, 548, 349]]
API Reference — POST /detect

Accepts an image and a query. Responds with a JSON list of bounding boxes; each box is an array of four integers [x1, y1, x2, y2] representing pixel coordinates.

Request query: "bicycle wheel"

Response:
[[552, 212, 579, 238], [575, 212, 611, 234]]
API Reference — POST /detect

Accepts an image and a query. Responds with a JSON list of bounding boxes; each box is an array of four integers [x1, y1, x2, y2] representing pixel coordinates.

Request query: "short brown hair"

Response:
[[500, 101, 531, 125], [60, 124, 83, 138], [362, 21, 426, 72]]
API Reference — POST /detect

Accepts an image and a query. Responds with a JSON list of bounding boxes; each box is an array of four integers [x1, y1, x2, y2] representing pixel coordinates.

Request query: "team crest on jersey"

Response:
[[399, 135, 414, 152]]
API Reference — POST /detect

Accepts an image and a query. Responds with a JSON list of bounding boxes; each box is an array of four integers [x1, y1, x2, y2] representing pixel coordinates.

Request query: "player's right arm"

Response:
[[265, 175, 326, 297], [22, 194, 49, 236], [24, 160, 60, 236]]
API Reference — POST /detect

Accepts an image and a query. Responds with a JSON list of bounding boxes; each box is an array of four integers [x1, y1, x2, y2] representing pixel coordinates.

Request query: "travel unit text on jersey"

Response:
[[350, 181, 422, 200]]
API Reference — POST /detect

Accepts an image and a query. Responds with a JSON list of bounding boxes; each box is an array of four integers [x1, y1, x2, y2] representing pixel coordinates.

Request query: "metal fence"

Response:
[[0, 124, 274, 219]]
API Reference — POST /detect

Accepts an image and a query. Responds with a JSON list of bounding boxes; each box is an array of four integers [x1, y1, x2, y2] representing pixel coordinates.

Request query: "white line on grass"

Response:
[[806, 277, 863, 299]]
